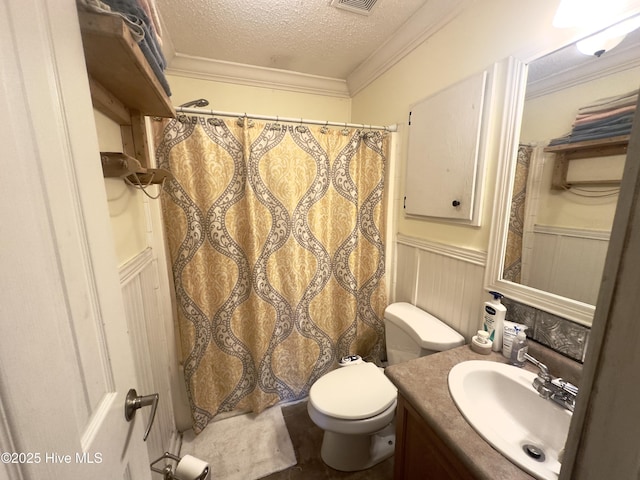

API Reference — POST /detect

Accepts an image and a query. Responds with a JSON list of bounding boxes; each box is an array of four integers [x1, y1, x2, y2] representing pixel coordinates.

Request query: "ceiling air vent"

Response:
[[330, 0, 381, 16]]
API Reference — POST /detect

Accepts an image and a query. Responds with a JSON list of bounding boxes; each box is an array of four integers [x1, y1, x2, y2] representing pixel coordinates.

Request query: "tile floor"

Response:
[[261, 401, 393, 480]]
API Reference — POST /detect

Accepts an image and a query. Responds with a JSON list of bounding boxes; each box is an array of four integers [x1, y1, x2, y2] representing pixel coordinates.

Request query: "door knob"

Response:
[[124, 388, 159, 441]]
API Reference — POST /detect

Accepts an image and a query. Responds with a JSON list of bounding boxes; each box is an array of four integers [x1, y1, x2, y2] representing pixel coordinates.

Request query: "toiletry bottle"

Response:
[[502, 321, 526, 360], [510, 331, 528, 367], [483, 291, 506, 352]]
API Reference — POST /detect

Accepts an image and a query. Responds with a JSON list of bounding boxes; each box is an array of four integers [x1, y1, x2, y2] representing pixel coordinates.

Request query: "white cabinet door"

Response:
[[405, 71, 488, 223], [0, 1, 151, 478]]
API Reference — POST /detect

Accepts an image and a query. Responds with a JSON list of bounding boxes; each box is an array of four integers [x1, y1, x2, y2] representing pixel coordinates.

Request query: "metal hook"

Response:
[[270, 116, 282, 131], [341, 123, 350, 136]]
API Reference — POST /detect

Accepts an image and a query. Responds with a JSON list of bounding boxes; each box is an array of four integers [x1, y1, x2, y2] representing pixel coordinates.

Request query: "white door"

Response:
[[0, 1, 152, 478]]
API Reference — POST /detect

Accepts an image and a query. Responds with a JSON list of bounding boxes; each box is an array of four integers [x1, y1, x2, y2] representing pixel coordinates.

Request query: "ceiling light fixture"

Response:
[[576, 15, 640, 56], [553, 0, 640, 57]]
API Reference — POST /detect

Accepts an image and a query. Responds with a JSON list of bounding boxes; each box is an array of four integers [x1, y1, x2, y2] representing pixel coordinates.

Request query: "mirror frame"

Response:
[[484, 56, 595, 326]]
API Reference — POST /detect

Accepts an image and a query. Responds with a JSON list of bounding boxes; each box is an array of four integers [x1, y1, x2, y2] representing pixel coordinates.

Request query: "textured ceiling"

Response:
[[156, 0, 431, 79]]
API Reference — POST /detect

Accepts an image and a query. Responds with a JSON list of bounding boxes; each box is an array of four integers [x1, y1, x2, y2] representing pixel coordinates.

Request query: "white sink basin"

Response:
[[448, 360, 572, 480]]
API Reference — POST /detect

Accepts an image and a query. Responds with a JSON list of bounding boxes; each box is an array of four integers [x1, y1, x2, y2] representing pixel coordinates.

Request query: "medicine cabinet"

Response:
[[404, 69, 491, 226]]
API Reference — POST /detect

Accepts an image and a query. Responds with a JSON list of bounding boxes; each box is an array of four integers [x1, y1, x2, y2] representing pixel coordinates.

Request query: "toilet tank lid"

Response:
[[384, 302, 465, 351]]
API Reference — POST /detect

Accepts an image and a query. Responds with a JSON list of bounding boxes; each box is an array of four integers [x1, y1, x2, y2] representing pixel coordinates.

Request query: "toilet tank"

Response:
[[384, 302, 466, 365]]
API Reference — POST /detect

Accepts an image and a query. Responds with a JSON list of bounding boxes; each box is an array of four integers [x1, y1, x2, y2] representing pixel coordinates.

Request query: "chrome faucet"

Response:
[[523, 353, 578, 412]]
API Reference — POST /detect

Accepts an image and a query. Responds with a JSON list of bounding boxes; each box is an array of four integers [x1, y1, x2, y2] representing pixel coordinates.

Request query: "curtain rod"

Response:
[[174, 106, 398, 133]]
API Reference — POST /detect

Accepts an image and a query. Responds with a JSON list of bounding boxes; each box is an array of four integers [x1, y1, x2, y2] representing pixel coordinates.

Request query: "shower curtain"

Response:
[[154, 116, 389, 432], [503, 144, 533, 283]]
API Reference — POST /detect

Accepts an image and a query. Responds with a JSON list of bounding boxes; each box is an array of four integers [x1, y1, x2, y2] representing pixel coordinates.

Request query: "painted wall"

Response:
[[167, 74, 352, 121], [350, 0, 582, 252], [93, 110, 148, 266]]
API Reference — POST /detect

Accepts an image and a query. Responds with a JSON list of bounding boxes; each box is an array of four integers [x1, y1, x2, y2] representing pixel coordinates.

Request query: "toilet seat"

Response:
[[309, 362, 397, 420]]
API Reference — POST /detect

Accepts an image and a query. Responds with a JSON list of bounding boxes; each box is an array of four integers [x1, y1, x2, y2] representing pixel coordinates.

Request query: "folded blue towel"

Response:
[[571, 112, 635, 133], [548, 124, 633, 146], [100, 0, 171, 96]]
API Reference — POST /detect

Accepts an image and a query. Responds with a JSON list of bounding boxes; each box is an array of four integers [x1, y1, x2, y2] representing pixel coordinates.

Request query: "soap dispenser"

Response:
[[510, 331, 529, 367], [482, 291, 506, 352]]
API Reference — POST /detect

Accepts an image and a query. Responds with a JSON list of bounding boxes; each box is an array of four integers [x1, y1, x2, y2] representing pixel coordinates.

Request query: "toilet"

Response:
[[307, 302, 466, 472]]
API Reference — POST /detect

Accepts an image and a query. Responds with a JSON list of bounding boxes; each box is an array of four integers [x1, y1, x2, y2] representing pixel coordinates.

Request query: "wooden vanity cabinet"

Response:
[[394, 394, 476, 480]]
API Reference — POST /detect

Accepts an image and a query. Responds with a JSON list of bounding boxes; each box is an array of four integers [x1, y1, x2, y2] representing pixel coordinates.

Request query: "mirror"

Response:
[[486, 18, 640, 326]]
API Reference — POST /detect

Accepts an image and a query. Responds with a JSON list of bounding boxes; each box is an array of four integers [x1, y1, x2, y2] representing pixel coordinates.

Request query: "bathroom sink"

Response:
[[448, 360, 571, 480]]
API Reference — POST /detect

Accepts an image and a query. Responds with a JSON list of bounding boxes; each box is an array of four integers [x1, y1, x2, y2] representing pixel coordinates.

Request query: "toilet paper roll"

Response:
[[174, 454, 210, 480]]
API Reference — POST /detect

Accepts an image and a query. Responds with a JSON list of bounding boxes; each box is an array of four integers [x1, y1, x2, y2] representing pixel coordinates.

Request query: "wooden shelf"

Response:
[[544, 135, 630, 155], [78, 11, 175, 119], [544, 135, 629, 189]]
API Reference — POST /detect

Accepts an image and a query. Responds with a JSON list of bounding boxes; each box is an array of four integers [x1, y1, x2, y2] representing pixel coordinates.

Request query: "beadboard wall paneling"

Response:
[[394, 242, 419, 304], [524, 225, 609, 306], [120, 248, 180, 462], [395, 235, 487, 341]]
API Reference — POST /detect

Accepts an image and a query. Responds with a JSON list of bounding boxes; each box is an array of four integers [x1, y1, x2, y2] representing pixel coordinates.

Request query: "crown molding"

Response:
[[159, 0, 468, 99], [346, 0, 471, 96], [166, 53, 350, 98]]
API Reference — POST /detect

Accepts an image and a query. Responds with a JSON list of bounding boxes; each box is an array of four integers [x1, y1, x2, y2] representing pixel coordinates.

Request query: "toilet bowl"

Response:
[[307, 362, 397, 472], [307, 302, 466, 472]]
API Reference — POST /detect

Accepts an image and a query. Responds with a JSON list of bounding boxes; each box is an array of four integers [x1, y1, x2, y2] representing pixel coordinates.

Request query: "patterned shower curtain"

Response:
[[503, 144, 533, 283], [154, 116, 389, 433]]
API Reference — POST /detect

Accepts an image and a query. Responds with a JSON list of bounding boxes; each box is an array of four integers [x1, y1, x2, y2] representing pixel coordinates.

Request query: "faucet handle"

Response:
[[523, 353, 551, 381], [551, 378, 578, 396]]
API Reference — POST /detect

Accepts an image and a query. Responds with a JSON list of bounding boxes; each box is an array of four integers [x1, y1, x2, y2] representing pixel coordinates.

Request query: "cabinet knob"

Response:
[[452, 200, 461, 207]]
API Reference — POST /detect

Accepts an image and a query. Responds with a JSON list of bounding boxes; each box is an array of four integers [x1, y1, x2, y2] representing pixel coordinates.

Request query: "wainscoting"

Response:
[[392, 234, 589, 362], [523, 225, 609, 306], [393, 234, 487, 341], [120, 248, 180, 463]]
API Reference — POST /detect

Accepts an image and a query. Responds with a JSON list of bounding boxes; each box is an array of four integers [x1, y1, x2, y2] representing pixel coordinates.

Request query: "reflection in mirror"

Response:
[[490, 18, 640, 326]]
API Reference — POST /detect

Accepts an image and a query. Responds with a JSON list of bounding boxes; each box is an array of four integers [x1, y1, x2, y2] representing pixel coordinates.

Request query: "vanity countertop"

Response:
[[385, 344, 568, 480]]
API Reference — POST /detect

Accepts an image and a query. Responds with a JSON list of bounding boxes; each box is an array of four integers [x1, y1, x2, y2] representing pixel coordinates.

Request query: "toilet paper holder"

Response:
[[150, 452, 209, 480]]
